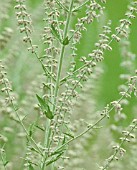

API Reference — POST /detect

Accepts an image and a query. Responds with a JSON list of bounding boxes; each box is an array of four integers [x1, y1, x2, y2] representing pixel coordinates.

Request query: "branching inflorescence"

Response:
[[0, 0, 137, 169]]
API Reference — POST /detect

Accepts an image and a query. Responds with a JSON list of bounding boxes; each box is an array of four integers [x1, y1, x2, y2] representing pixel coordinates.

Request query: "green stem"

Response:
[[41, 0, 74, 169], [0, 146, 7, 170], [102, 122, 137, 170], [53, 0, 74, 110], [52, 115, 106, 154], [72, 0, 90, 12], [51, 87, 131, 155], [55, 0, 69, 12], [60, 12, 133, 85], [18, 1, 56, 82], [0, 71, 42, 156]]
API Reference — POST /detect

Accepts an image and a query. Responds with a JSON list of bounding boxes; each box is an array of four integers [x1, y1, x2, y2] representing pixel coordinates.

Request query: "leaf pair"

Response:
[[36, 94, 54, 119]]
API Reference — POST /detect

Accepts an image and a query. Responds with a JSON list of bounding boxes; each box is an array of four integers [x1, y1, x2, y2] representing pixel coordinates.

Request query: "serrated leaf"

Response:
[[51, 24, 62, 43], [36, 94, 54, 119], [62, 36, 69, 45]]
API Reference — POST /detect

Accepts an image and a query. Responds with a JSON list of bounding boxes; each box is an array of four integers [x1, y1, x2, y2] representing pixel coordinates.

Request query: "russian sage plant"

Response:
[[0, 0, 137, 170]]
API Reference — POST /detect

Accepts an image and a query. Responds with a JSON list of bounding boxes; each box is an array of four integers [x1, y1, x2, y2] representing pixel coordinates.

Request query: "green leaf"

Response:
[[29, 147, 40, 154], [46, 152, 64, 166], [60, 77, 67, 85], [63, 132, 74, 138], [36, 94, 54, 119], [50, 147, 66, 157], [4, 161, 9, 167], [51, 24, 62, 43], [36, 94, 47, 111], [62, 36, 69, 45], [35, 125, 45, 131], [50, 141, 67, 157], [44, 110, 54, 120], [55, 0, 69, 12], [29, 164, 34, 170], [29, 123, 35, 137], [62, 136, 66, 145], [43, 83, 50, 90]]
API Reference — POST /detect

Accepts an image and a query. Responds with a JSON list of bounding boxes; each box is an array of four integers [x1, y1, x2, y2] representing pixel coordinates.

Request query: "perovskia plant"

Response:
[[0, 0, 137, 170]]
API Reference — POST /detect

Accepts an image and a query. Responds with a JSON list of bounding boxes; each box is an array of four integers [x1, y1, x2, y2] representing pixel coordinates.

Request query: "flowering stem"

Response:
[[102, 122, 137, 170], [0, 71, 42, 156], [53, 0, 74, 108], [51, 86, 133, 156], [41, 0, 74, 169]]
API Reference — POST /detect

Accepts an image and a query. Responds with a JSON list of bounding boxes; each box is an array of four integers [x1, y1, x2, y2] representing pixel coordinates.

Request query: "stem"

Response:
[[60, 60, 93, 84], [0, 147, 7, 170], [102, 122, 137, 170], [41, 0, 74, 169], [55, 0, 69, 12], [72, 0, 90, 12], [18, 0, 56, 82], [0, 71, 43, 156], [60, 13, 133, 85], [53, 115, 106, 154], [51, 87, 131, 155], [53, 0, 74, 110]]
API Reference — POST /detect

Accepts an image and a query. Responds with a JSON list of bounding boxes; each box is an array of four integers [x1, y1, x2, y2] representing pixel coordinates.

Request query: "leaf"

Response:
[[44, 109, 54, 119], [62, 136, 66, 145], [73, 65, 77, 72], [35, 125, 44, 131], [55, 0, 69, 12], [46, 152, 64, 166], [41, 64, 48, 75], [62, 36, 69, 45], [29, 164, 34, 170], [29, 123, 35, 137], [36, 94, 54, 119], [4, 161, 9, 167], [50, 147, 66, 157], [50, 141, 67, 157], [43, 83, 50, 90], [60, 77, 67, 85], [29, 147, 40, 154], [63, 132, 74, 138], [51, 24, 62, 43], [36, 94, 47, 111]]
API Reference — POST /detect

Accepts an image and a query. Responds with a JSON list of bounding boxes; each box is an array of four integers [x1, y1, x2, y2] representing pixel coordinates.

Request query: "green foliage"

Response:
[[36, 94, 54, 119], [51, 24, 62, 44]]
